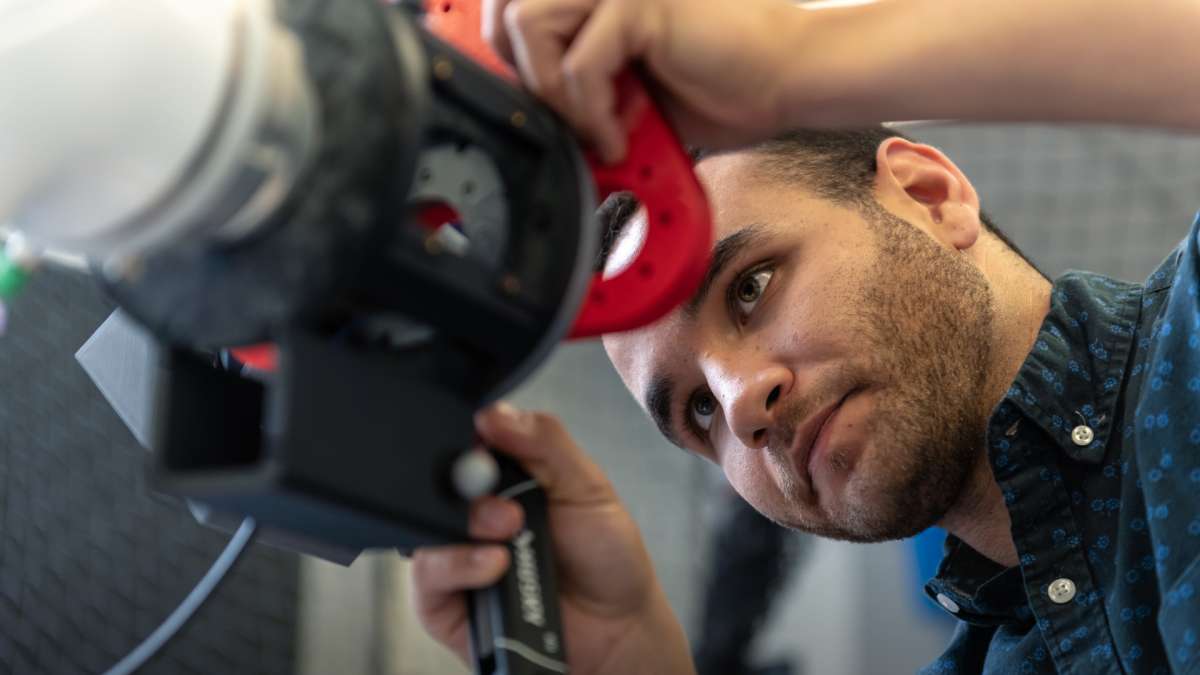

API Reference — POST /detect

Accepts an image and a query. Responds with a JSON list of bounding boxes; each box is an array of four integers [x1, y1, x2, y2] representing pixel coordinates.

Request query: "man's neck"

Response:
[[939, 252, 1052, 568], [939, 458, 1020, 567]]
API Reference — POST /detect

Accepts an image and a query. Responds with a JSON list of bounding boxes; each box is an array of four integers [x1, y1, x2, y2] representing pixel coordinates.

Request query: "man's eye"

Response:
[[733, 268, 774, 319], [690, 391, 717, 432]]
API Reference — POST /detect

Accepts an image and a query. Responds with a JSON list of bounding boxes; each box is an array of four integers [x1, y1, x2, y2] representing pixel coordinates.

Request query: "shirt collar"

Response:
[[1001, 271, 1142, 463], [924, 272, 1144, 623], [925, 534, 1028, 626]]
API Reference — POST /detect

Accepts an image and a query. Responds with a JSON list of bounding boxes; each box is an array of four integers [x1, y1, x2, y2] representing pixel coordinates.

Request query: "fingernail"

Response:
[[492, 402, 530, 432], [482, 502, 516, 533], [611, 138, 628, 164], [477, 401, 517, 429], [472, 546, 506, 567], [603, 142, 624, 166]]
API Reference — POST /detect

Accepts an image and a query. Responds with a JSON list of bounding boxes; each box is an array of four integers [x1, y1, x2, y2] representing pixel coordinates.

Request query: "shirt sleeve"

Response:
[[1132, 212, 1200, 674]]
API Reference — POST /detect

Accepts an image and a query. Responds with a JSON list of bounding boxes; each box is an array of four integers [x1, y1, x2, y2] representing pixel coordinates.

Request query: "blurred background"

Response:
[[2, 122, 1199, 674]]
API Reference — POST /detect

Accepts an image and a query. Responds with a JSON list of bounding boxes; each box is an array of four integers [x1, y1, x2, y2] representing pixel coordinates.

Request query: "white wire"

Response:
[[104, 517, 258, 675]]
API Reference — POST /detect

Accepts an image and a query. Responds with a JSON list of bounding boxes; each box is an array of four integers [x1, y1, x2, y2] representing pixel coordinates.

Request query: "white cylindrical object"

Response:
[[452, 447, 501, 501], [0, 0, 236, 249], [0, 0, 317, 256]]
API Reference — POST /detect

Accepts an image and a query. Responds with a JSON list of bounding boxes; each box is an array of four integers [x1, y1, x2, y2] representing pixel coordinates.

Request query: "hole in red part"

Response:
[[592, 291, 606, 305], [638, 263, 654, 278], [659, 211, 672, 226], [442, 2, 452, 11], [412, 200, 472, 256], [638, 165, 653, 181], [414, 201, 461, 231], [600, 193, 644, 280]]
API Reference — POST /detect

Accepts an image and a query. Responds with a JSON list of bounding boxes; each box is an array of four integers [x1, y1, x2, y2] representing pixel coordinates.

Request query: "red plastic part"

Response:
[[423, 0, 713, 339], [422, 0, 516, 81], [229, 344, 279, 371], [568, 74, 711, 338], [415, 201, 461, 230]]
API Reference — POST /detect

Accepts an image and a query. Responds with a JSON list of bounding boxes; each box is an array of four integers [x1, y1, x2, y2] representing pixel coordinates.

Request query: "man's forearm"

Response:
[[786, 0, 1200, 131]]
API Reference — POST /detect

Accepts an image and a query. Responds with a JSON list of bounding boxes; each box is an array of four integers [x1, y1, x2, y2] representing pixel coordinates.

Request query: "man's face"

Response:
[[604, 152, 997, 542]]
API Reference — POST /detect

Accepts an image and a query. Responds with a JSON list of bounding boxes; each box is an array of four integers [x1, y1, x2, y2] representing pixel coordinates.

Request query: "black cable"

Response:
[[103, 518, 258, 675]]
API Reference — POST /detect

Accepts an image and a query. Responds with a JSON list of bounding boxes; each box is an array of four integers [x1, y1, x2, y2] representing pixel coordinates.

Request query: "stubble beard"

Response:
[[779, 205, 998, 543]]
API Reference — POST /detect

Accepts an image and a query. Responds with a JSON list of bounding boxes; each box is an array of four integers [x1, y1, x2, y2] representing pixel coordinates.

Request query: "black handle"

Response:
[[468, 455, 568, 674]]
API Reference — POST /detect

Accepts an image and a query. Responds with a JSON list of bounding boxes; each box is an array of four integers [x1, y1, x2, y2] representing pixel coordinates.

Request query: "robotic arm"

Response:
[[2, 1, 712, 673]]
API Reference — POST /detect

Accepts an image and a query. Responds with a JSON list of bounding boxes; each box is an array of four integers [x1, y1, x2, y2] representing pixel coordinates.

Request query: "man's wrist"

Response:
[[590, 592, 696, 675], [775, 1, 892, 129], [634, 592, 697, 675]]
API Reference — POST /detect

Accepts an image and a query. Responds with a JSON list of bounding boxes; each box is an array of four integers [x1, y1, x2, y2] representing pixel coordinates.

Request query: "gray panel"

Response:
[[914, 124, 1200, 281]]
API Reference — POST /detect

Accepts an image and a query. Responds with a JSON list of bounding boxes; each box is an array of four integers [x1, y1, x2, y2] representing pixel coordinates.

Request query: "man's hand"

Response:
[[483, 0, 807, 163], [411, 403, 695, 675], [484, 0, 1200, 160]]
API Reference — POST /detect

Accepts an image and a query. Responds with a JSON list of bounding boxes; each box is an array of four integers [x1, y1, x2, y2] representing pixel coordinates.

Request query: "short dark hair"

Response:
[[595, 127, 1044, 276]]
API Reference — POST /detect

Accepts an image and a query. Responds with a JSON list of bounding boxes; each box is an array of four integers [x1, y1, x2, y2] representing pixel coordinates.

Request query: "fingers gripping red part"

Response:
[[423, 0, 713, 339]]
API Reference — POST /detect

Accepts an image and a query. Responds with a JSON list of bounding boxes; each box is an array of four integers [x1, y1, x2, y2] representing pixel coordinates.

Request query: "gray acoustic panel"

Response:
[[913, 124, 1200, 281], [0, 268, 298, 675]]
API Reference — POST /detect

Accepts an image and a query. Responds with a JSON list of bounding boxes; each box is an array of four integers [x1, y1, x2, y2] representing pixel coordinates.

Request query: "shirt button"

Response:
[[1070, 425, 1094, 446], [1047, 578, 1077, 604], [936, 592, 960, 614]]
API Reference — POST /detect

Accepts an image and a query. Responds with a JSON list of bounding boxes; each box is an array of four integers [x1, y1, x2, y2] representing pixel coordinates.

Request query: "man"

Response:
[[411, 0, 1200, 673]]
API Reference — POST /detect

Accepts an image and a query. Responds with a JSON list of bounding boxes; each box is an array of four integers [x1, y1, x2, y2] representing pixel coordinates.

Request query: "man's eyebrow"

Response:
[[683, 224, 769, 317], [644, 375, 682, 448]]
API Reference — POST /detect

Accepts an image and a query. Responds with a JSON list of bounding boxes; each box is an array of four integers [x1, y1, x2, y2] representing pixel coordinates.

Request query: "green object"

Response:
[[0, 254, 29, 299]]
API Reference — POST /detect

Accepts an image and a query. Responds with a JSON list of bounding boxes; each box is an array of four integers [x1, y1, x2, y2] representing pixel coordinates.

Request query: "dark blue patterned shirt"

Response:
[[920, 215, 1200, 675]]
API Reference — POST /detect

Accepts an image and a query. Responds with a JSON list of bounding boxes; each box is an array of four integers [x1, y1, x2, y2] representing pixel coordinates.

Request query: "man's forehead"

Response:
[[696, 153, 774, 233]]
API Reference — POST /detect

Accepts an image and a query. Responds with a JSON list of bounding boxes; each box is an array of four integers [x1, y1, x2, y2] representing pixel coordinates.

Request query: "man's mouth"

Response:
[[788, 394, 845, 503]]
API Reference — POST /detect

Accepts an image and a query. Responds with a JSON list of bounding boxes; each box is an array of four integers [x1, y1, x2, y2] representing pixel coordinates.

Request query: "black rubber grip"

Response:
[[468, 455, 568, 675]]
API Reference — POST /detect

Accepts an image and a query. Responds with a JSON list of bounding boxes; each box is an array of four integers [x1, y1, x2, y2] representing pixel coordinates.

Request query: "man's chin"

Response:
[[788, 484, 953, 543], [799, 513, 943, 544]]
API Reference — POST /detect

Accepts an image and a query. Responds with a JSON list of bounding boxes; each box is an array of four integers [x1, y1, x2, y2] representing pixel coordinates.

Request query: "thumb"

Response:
[[475, 402, 617, 506]]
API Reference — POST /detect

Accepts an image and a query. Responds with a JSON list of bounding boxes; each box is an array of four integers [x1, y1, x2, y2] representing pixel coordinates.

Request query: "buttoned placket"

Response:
[[989, 401, 1123, 675]]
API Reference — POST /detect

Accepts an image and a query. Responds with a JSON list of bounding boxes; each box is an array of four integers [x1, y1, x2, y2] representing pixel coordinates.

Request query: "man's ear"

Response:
[[874, 137, 982, 251]]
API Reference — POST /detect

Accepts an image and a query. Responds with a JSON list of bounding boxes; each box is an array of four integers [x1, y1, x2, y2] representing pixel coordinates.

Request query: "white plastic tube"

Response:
[[0, 0, 316, 256]]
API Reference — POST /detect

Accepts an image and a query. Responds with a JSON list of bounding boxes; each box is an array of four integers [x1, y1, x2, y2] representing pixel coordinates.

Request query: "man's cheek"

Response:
[[721, 455, 780, 515]]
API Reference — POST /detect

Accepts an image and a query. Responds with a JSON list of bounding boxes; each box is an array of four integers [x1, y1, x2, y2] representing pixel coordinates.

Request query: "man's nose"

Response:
[[710, 362, 794, 450]]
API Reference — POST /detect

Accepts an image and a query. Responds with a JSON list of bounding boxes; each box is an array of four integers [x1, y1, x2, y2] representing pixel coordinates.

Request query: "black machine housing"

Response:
[[102, 0, 597, 557]]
